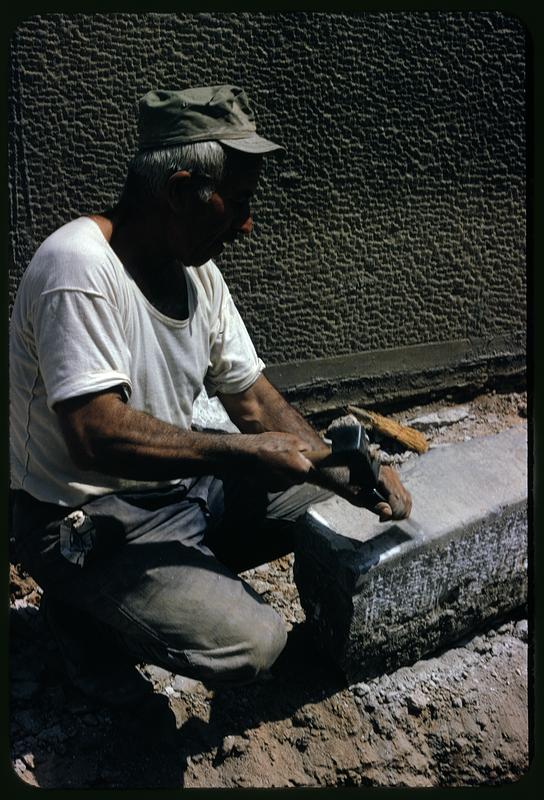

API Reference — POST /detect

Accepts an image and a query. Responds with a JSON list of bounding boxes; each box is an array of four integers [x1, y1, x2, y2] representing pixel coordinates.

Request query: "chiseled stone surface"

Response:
[[9, 12, 525, 377], [294, 427, 527, 682]]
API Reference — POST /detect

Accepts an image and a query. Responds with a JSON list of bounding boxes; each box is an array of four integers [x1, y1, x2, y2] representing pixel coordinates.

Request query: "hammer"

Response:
[[305, 419, 387, 507]]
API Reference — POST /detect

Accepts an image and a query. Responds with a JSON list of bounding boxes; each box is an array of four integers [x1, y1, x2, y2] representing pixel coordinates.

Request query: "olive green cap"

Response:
[[137, 85, 284, 154]]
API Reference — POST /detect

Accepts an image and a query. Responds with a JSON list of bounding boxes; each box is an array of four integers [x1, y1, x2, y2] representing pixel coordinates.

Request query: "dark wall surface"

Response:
[[8, 12, 526, 408]]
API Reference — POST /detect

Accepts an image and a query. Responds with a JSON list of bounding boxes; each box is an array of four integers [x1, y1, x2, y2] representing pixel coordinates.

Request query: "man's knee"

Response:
[[164, 604, 288, 685], [246, 606, 288, 677]]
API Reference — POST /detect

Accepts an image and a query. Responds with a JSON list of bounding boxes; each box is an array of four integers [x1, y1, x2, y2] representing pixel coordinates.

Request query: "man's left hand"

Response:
[[370, 464, 412, 522]]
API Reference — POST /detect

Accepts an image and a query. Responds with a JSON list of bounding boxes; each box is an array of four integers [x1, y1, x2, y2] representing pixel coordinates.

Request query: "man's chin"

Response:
[[187, 242, 224, 266]]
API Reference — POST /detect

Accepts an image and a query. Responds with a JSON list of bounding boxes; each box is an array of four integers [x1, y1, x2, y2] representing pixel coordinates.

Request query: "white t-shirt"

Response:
[[10, 217, 265, 506]]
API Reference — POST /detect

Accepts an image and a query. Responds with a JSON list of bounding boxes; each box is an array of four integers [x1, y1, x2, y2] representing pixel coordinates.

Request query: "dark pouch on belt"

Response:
[[59, 510, 97, 568]]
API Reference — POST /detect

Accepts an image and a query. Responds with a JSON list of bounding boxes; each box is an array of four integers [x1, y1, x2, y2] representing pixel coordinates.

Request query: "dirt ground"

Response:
[[9, 389, 530, 789]]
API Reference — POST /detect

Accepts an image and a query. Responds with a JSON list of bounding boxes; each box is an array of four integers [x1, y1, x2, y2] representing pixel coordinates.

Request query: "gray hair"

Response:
[[122, 140, 228, 206]]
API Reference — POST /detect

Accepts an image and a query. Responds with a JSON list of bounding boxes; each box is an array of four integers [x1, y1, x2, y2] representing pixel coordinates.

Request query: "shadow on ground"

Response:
[[10, 602, 346, 789]]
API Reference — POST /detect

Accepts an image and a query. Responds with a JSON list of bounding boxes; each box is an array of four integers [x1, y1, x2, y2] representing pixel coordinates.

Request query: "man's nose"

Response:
[[237, 214, 253, 236]]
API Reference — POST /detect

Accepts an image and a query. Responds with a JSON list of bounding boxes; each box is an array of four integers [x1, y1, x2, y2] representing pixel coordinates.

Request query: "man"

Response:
[[10, 85, 411, 706]]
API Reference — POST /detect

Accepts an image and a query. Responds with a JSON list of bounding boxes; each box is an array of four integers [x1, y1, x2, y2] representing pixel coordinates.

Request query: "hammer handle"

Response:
[[305, 441, 387, 506]]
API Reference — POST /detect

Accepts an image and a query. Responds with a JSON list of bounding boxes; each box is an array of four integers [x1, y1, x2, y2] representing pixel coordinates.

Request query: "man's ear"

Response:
[[166, 170, 192, 213]]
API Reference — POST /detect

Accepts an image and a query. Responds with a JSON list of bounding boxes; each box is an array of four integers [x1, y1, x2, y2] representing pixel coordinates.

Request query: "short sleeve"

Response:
[[32, 289, 132, 410], [204, 285, 265, 397]]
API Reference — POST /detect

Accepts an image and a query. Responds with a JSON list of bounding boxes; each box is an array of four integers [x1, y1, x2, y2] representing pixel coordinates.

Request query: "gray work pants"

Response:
[[12, 475, 331, 685]]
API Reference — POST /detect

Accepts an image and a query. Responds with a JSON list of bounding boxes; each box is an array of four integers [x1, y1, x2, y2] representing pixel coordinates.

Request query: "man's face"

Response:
[[178, 157, 262, 267]]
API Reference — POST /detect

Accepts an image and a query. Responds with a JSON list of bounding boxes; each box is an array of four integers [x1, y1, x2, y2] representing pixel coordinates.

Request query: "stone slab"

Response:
[[293, 426, 528, 682]]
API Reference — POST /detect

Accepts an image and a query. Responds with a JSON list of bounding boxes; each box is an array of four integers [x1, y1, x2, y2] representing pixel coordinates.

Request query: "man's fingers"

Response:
[[377, 465, 412, 520], [297, 452, 315, 472], [373, 501, 393, 522], [252, 432, 316, 488], [387, 490, 412, 520], [373, 496, 411, 522]]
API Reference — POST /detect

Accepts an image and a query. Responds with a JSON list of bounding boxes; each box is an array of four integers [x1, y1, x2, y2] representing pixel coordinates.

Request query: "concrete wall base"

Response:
[[266, 333, 526, 417]]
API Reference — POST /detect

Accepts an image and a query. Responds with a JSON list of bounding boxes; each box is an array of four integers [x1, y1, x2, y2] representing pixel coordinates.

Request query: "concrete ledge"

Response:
[[265, 333, 526, 416], [293, 427, 528, 682]]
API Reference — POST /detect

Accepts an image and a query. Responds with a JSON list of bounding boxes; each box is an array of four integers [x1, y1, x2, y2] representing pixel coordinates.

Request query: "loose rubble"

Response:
[[9, 390, 529, 788], [407, 406, 470, 431]]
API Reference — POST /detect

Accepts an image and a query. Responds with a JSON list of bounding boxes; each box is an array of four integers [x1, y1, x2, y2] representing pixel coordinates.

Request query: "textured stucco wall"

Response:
[[8, 12, 526, 401]]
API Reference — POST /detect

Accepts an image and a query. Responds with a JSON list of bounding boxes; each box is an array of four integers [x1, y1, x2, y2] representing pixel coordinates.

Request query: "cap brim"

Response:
[[218, 133, 284, 154]]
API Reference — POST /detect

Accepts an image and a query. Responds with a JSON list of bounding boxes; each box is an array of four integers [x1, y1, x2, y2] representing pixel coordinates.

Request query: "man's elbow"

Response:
[[63, 429, 102, 472], [227, 399, 266, 433], [217, 388, 265, 433], [236, 409, 266, 434], [54, 391, 124, 472]]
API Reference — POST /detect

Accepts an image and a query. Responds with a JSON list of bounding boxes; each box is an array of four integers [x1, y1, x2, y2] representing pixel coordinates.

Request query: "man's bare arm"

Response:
[[218, 374, 323, 447], [54, 386, 314, 486], [56, 378, 411, 519]]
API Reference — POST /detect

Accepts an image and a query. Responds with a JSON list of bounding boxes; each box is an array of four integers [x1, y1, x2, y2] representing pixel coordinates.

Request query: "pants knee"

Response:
[[156, 605, 288, 686], [246, 608, 288, 677]]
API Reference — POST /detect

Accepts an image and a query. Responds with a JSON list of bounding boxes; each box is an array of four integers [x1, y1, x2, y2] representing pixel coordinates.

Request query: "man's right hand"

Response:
[[242, 432, 315, 491]]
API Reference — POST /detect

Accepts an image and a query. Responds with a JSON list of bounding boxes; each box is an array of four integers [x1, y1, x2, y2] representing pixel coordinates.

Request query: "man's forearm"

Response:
[[64, 403, 251, 480], [219, 374, 323, 449], [56, 388, 315, 485], [58, 381, 411, 518]]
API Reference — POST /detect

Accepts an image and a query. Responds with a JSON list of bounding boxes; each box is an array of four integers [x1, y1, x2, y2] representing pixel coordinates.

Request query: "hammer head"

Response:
[[326, 418, 383, 501]]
